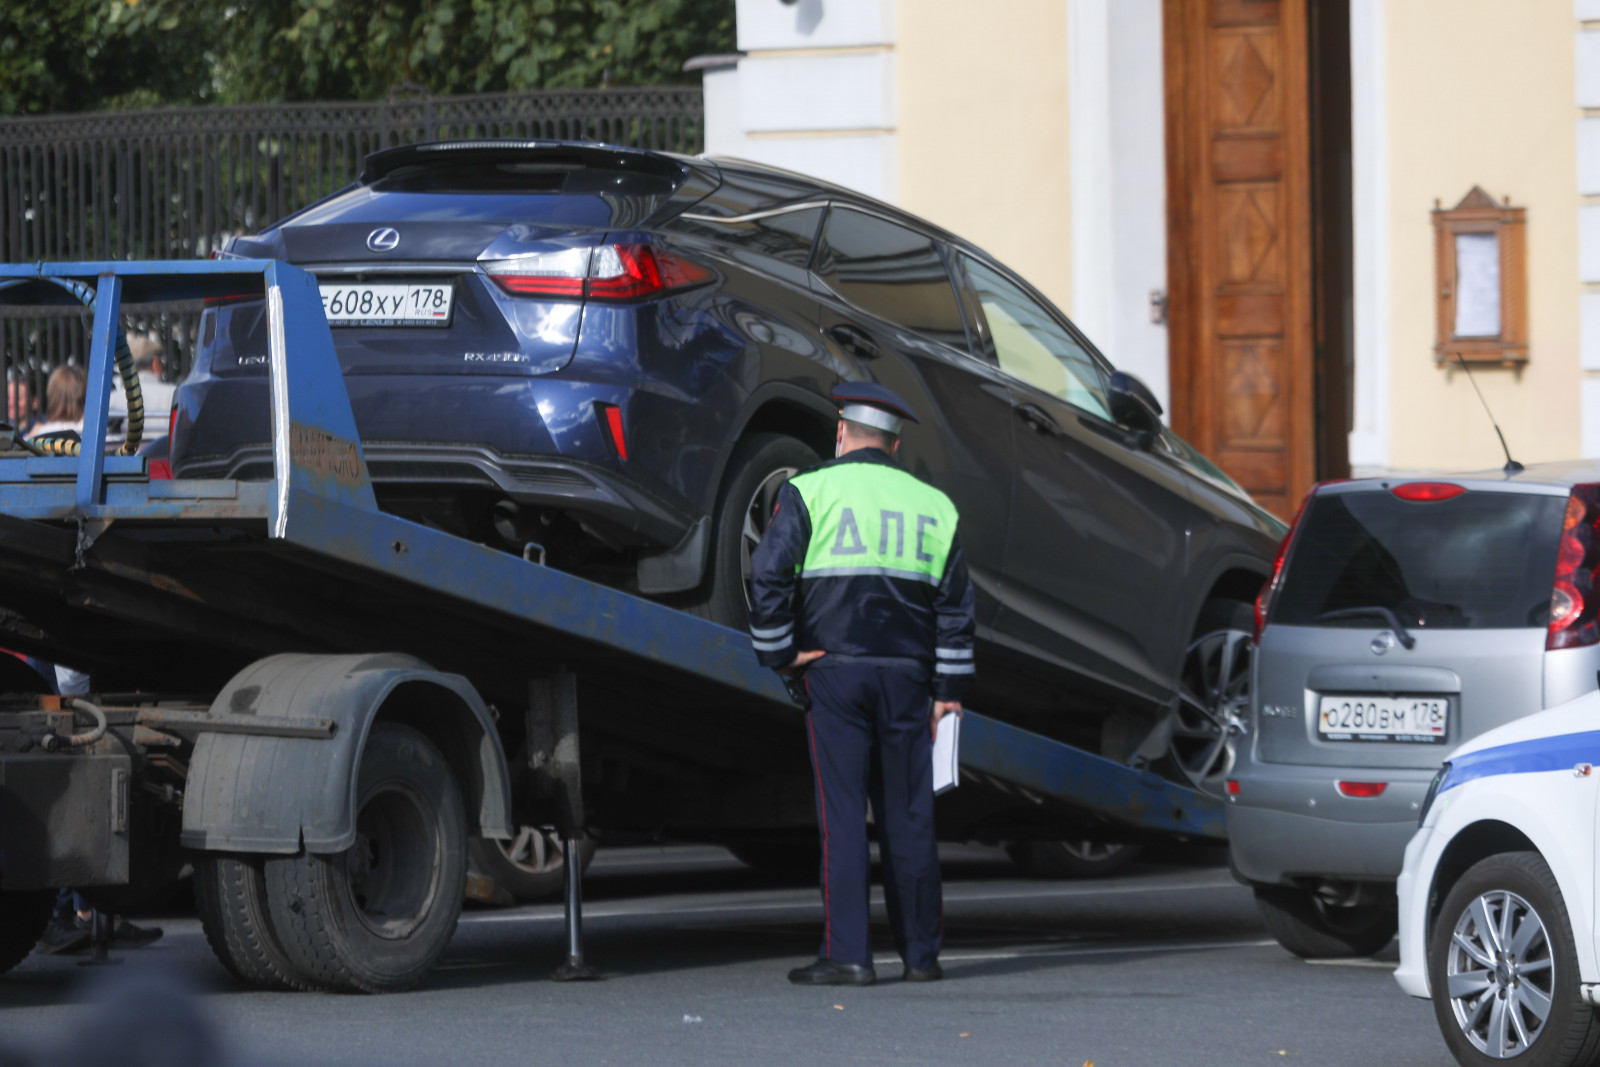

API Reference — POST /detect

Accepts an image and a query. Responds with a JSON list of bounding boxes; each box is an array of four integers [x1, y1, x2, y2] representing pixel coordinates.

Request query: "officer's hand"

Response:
[[779, 650, 826, 675], [931, 700, 963, 739]]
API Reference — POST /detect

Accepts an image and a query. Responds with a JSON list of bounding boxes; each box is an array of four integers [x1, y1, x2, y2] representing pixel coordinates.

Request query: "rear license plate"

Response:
[[1317, 695, 1449, 743], [319, 283, 453, 327]]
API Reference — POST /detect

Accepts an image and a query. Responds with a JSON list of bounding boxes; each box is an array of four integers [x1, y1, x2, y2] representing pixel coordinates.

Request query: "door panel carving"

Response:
[[1165, 0, 1314, 519]]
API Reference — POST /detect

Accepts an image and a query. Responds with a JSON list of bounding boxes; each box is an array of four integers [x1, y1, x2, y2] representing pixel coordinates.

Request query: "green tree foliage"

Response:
[[1, 0, 734, 114], [0, 0, 216, 114]]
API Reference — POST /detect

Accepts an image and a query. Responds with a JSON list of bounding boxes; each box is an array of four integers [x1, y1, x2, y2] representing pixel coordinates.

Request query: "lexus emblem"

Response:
[[1370, 631, 1396, 656], [366, 227, 400, 253]]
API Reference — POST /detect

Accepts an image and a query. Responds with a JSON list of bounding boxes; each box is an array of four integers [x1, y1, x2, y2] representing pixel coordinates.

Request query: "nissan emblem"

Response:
[[367, 227, 400, 253]]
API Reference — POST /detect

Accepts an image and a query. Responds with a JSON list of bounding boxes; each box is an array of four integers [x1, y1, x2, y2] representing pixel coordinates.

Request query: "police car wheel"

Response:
[[1254, 885, 1395, 959], [688, 433, 819, 631], [1429, 852, 1600, 1067], [264, 724, 466, 993], [1004, 840, 1144, 879], [0, 889, 53, 975]]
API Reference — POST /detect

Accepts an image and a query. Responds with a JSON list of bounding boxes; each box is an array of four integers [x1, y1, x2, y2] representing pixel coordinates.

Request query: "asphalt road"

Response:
[[0, 844, 1454, 1067]]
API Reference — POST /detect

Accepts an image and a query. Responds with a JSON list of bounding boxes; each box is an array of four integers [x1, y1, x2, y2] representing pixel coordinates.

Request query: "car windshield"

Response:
[[1272, 489, 1565, 630]]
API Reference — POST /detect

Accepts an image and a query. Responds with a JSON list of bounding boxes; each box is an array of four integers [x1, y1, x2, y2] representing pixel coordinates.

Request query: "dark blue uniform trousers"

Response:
[[804, 661, 942, 970]]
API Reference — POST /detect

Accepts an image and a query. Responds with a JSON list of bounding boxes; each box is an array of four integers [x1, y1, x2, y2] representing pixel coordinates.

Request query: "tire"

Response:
[[466, 830, 596, 904], [0, 890, 53, 975], [728, 839, 823, 880], [264, 723, 467, 993], [1005, 840, 1145, 879], [1169, 598, 1254, 787], [194, 855, 319, 991], [1254, 885, 1396, 959], [687, 434, 820, 630], [1428, 852, 1600, 1067]]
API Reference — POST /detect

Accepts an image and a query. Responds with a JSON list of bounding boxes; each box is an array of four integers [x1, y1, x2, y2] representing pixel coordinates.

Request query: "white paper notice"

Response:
[[1454, 232, 1501, 338], [932, 711, 960, 795]]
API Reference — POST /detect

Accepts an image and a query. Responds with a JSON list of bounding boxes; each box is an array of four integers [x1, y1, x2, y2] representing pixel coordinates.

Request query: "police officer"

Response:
[[748, 382, 976, 986]]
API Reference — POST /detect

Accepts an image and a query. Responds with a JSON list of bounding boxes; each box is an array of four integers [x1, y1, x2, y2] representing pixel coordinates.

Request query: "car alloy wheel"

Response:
[[1171, 621, 1252, 787], [1444, 889, 1555, 1059], [738, 465, 801, 613], [497, 825, 566, 877]]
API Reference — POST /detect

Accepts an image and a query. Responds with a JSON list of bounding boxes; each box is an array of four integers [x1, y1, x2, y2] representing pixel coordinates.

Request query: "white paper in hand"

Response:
[[932, 711, 960, 795]]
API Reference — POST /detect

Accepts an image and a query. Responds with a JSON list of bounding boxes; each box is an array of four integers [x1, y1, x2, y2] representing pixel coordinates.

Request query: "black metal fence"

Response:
[[0, 86, 704, 423]]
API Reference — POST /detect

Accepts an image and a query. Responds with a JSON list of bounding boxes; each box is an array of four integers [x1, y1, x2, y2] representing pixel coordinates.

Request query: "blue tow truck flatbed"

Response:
[[0, 261, 1222, 989]]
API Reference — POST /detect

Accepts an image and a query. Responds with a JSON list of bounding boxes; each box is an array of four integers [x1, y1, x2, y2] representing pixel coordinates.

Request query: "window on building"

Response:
[[958, 255, 1111, 419], [813, 207, 968, 349], [1433, 187, 1528, 367]]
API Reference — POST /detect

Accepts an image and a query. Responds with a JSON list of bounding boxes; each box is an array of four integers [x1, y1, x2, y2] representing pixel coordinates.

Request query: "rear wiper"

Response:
[[1315, 606, 1417, 649]]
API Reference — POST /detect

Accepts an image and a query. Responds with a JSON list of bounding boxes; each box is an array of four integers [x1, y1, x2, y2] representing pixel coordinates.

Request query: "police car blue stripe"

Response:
[[1440, 729, 1600, 793]]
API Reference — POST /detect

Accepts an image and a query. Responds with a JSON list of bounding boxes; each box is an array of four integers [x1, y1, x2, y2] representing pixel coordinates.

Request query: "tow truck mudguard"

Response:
[[181, 652, 514, 854]]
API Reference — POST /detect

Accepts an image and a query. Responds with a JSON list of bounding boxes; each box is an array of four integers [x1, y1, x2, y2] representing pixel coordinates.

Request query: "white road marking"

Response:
[[459, 874, 1242, 926], [874, 937, 1277, 966]]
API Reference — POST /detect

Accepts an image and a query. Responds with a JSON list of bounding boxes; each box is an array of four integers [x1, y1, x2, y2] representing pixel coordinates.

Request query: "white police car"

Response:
[[1395, 692, 1600, 1065]]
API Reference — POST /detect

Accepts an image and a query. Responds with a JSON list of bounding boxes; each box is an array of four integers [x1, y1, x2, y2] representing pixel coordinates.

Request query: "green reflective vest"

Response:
[[788, 460, 959, 585]]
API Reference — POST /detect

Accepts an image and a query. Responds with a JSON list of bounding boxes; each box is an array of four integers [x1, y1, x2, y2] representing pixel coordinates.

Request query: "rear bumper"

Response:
[[175, 441, 692, 546], [1226, 765, 1437, 885]]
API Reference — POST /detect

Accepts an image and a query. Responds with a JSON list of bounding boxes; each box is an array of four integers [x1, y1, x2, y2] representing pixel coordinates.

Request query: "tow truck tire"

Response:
[[1005, 840, 1145, 879], [265, 723, 467, 993], [0, 889, 53, 974], [194, 855, 320, 991], [1254, 885, 1396, 958], [688, 434, 819, 630]]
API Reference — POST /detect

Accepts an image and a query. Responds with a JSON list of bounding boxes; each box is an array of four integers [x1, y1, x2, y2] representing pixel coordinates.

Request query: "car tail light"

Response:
[[1335, 781, 1387, 798], [486, 244, 712, 302], [1391, 481, 1465, 502], [1253, 489, 1317, 644], [1548, 484, 1600, 649], [595, 402, 627, 461]]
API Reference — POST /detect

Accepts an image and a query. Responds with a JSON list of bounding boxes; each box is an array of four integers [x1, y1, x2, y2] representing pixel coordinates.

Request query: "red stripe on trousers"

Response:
[[805, 702, 832, 959]]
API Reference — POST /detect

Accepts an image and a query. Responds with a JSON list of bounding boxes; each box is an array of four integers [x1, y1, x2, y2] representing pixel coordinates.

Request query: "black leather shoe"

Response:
[[902, 961, 943, 982], [787, 959, 876, 986]]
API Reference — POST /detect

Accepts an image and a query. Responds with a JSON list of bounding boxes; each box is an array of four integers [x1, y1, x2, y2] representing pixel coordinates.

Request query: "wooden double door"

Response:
[[1164, 0, 1350, 520]]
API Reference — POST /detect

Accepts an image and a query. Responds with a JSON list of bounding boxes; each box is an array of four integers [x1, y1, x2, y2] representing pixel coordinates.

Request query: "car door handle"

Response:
[[826, 323, 880, 359], [1015, 403, 1062, 436]]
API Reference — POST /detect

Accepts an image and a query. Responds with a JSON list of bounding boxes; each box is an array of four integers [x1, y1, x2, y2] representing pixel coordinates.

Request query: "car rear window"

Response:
[[1273, 490, 1565, 630], [287, 161, 681, 230]]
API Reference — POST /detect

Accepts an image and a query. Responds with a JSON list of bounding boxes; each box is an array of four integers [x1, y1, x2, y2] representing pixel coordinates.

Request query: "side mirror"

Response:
[[1108, 371, 1163, 438]]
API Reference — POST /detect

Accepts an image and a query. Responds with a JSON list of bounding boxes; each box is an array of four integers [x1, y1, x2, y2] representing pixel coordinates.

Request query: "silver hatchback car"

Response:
[[1228, 466, 1600, 957]]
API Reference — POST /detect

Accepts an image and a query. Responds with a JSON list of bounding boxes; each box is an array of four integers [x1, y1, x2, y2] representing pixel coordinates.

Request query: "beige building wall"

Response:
[[1383, 0, 1580, 471], [896, 1, 1073, 314]]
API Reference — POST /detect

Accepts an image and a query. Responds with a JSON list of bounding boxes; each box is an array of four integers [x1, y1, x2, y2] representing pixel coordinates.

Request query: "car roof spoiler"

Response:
[[360, 139, 708, 186]]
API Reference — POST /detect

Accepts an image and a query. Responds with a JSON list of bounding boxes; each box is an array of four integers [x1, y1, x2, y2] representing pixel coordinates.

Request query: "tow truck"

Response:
[[0, 260, 1226, 991]]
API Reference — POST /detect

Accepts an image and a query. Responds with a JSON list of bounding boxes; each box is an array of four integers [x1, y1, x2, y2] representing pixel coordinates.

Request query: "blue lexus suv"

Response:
[[173, 139, 1282, 795]]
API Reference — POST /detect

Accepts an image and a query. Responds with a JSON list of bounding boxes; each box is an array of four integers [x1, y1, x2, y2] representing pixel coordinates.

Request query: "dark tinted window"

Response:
[[1273, 491, 1564, 630], [815, 207, 967, 348], [288, 161, 679, 230], [669, 205, 823, 269]]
